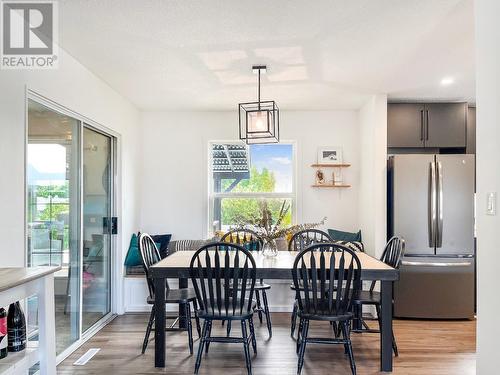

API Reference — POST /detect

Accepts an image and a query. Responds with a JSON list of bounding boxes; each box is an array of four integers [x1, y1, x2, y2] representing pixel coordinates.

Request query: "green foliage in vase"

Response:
[[233, 200, 326, 242]]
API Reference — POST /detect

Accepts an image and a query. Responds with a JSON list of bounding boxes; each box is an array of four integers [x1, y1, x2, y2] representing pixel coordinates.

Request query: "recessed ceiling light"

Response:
[[441, 77, 454, 86]]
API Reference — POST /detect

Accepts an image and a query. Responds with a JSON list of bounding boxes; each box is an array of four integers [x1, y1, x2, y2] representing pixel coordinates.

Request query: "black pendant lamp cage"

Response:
[[238, 65, 279, 144]]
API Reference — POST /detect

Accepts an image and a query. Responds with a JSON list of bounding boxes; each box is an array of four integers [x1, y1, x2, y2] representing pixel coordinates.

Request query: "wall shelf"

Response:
[[311, 184, 351, 188], [311, 163, 351, 168]]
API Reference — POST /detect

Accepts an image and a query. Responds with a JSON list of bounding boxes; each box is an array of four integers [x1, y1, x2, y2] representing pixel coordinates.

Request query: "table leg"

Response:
[[380, 280, 393, 372], [178, 278, 188, 329], [353, 304, 362, 330], [154, 276, 166, 367]]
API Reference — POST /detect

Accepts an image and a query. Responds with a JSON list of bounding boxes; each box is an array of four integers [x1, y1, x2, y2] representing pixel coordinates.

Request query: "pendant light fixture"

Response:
[[238, 65, 279, 144]]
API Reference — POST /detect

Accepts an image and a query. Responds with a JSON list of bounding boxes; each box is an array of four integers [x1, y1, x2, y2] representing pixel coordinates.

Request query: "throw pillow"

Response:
[[328, 228, 362, 242], [124, 233, 142, 267], [151, 233, 172, 259], [334, 240, 364, 253]]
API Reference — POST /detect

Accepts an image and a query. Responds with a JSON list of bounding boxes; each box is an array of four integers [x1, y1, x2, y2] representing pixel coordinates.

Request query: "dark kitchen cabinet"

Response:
[[424, 103, 467, 148], [388, 102, 467, 148], [387, 103, 425, 147]]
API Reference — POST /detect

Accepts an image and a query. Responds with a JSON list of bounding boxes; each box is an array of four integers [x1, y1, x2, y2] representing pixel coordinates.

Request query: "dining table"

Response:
[[150, 249, 399, 372]]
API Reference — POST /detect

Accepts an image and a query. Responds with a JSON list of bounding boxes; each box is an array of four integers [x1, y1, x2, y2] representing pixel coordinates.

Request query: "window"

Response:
[[209, 142, 295, 233]]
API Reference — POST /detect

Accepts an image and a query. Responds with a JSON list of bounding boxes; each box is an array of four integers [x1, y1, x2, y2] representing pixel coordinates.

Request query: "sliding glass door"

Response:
[[26, 98, 115, 357], [82, 126, 112, 331]]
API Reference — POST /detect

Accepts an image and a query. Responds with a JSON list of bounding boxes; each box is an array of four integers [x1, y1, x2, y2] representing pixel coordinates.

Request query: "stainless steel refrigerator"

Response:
[[388, 154, 475, 319]]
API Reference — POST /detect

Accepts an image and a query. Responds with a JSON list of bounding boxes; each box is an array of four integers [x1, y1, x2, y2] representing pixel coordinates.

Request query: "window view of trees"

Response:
[[220, 166, 292, 227], [212, 143, 294, 231]]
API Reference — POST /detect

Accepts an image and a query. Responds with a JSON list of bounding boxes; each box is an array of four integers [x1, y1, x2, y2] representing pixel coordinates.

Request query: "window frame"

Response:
[[207, 140, 297, 235]]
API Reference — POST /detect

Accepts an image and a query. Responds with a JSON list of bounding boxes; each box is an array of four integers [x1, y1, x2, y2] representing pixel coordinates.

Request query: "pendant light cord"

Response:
[[257, 68, 261, 110]]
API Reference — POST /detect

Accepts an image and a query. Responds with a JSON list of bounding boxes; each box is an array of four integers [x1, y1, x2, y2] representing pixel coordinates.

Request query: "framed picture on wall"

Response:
[[317, 147, 343, 165]]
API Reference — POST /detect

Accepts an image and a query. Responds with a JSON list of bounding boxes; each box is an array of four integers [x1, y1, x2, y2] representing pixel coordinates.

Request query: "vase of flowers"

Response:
[[234, 200, 326, 258], [262, 238, 279, 257]]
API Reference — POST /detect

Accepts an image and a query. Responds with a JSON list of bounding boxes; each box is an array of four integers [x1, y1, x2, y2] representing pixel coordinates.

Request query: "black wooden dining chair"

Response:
[[190, 242, 257, 375], [138, 233, 200, 355], [288, 229, 333, 337], [352, 236, 405, 356], [292, 243, 362, 375], [221, 229, 272, 337]]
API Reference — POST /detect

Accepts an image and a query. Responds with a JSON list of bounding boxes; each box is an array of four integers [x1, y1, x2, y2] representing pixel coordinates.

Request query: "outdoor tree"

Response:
[[220, 167, 291, 227]]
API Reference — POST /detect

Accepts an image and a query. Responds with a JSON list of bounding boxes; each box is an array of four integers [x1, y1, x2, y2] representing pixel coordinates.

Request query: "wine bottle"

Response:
[[7, 302, 26, 352], [0, 307, 7, 359]]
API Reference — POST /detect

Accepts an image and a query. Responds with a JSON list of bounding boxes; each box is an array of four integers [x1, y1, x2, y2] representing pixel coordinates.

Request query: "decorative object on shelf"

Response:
[[317, 146, 343, 165], [315, 169, 325, 185], [332, 169, 343, 185], [233, 200, 326, 257], [311, 158, 351, 188], [238, 65, 279, 144]]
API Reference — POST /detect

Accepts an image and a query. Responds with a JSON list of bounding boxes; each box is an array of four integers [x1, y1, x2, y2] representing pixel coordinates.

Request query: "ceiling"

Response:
[[58, 0, 475, 111]]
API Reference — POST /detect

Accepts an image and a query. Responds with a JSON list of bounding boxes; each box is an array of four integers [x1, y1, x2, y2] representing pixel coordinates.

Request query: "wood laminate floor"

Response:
[[58, 313, 476, 375]]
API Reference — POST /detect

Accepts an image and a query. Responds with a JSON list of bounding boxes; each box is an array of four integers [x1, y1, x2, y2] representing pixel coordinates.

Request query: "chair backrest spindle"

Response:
[[292, 243, 362, 317], [369, 236, 405, 292], [190, 242, 257, 317], [139, 233, 168, 299], [221, 229, 264, 251], [288, 229, 333, 251]]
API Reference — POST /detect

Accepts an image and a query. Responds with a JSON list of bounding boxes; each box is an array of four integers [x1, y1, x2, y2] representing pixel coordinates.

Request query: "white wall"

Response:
[[358, 95, 388, 258], [138, 110, 360, 238], [127, 109, 362, 312], [475, 1, 500, 373], [0, 49, 141, 314]]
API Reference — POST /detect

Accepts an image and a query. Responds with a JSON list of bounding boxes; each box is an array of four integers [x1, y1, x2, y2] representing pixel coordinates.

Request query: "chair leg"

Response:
[[296, 317, 304, 354], [341, 321, 356, 375], [186, 304, 194, 355], [392, 333, 399, 357], [249, 315, 257, 355], [192, 300, 201, 338], [297, 319, 309, 375], [194, 320, 208, 374], [142, 307, 155, 354], [241, 319, 253, 375], [291, 301, 298, 337], [361, 317, 371, 331], [205, 320, 213, 354], [261, 289, 272, 337], [227, 320, 232, 337], [255, 290, 263, 324]]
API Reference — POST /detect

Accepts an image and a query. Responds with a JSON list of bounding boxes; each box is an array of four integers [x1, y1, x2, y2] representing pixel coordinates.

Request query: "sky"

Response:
[[249, 144, 293, 192], [27, 144, 67, 185]]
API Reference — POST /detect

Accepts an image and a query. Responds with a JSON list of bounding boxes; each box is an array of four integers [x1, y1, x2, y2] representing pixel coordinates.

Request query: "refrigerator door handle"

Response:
[[402, 261, 472, 267], [428, 161, 437, 248], [436, 161, 443, 247]]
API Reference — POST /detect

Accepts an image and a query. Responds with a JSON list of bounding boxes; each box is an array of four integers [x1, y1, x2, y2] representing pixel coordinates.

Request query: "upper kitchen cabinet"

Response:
[[424, 103, 467, 148], [388, 102, 467, 149], [387, 103, 426, 147]]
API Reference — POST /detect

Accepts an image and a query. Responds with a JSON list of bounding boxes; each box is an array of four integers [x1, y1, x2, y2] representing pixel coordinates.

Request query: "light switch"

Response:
[[487, 192, 497, 215]]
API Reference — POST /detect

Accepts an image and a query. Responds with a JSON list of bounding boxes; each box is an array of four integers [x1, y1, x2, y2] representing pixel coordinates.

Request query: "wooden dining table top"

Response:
[[150, 250, 399, 281]]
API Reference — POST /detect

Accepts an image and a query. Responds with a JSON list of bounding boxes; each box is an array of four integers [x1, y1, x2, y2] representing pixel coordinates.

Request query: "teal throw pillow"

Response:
[[328, 229, 362, 242]]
